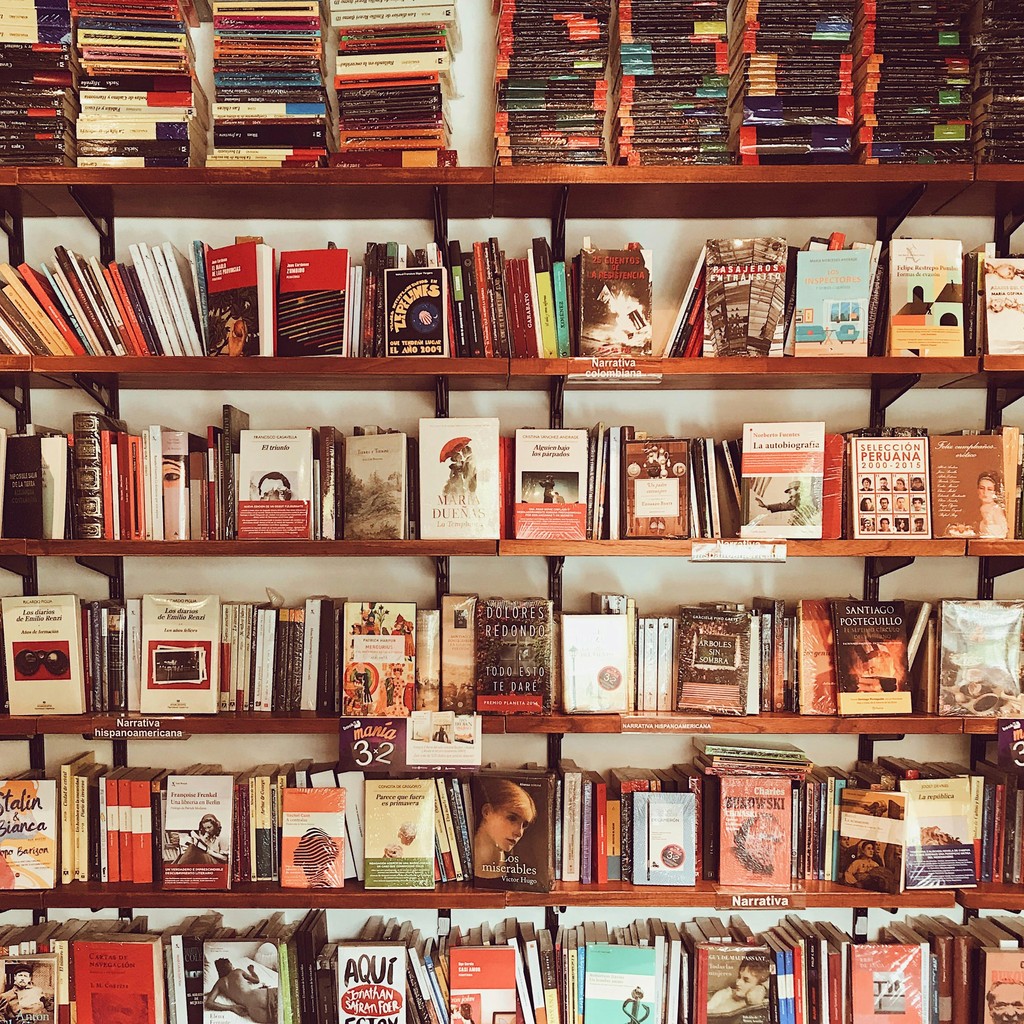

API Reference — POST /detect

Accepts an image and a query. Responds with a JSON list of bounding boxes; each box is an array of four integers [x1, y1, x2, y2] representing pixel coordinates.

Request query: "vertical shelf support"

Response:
[[112, 739, 128, 768], [0, 196, 24, 268], [436, 908, 451, 936], [551, 185, 570, 264], [970, 734, 990, 769], [876, 185, 928, 245], [996, 207, 1024, 259], [68, 185, 115, 265], [435, 375, 450, 418], [547, 733, 563, 770], [548, 555, 564, 613], [71, 375, 119, 418], [435, 555, 450, 609], [0, 373, 31, 433], [549, 376, 565, 430], [977, 557, 1024, 600], [852, 907, 869, 943], [432, 184, 448, 255], [863, 556, 914, 602], [0, 555, 38, 597], [545, 905, 566, 934], [75, 555, 125, 602], [858, 733, 905, 763], [28, 734, 44, 773], [32, 909, 47, 925], [869, 375, 920, 432], [985, 381, 1024, 431]]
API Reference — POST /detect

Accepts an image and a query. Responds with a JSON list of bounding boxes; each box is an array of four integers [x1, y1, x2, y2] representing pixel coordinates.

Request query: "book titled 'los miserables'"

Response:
[[676, 606, 751, 716], [718, 775, 792, 888], [470, 768, 555, 893], [475, 598, 554, 715], [162, 774, 233, 890], [831, 600, 911, 715]]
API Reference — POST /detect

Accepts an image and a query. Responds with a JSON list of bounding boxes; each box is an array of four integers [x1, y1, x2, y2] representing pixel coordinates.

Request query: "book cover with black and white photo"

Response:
[[237, 429, 314, 540], [851, 435, 931, 539], [514, 428, 588, 540], [163, 774, 233, 890], [202, 940, 279, 1021], [140, 594, 221, 715]]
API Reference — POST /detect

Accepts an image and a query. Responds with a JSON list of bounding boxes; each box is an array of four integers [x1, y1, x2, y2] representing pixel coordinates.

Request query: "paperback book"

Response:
[[343, 431, 407, 541], [929, 434, 1009, 539], [621, 437, 689, 539], [888, 238, 964, 357], [448, 946, 517, 1024], [140, 594, 221, 715], [337, 945, 407, 1024], [276, 247, 349, 357], [577, 244, 654, 357], [718, 775, 792, 888], [513, 428, 588, 540], [73, 937, 165, 1024], [162, 774, 233, 890], [561, 613, 631, 714], [676, 606, 751, 715], [280, 787, 345, 889], [696, 943, 772, 1024], [384, 267, 447, 356], [849, 943, 925, 1024], [441, 594, 477, 713], [341, 601, 416, 717], [985, 258, 1024, 355], [237, 429, 315, 540], [202, 940, 279, 1024], [583, 944, 658, 1024], [205, 240, 275, 357], [838, 788, 907, 894], [851, 436, 932, 539], [363, 778, 435, 890], [0, 954, 56, 1023], [831, 600, 911, 715], [796, 599, 838, 715], [631, 790, 697, 886], [899, 777, 976, 889], [793, 248, 871, 356], [0, 778, 56, 889], [475, 598, 555, 715]]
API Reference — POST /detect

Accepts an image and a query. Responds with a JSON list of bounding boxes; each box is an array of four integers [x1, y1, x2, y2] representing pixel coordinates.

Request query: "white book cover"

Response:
[[140, 594, 221, 714], [561, 614, 630, 713], [39, 434, 65, 540], [740, 421, 825, 539], [336, 945, 407, 1024], [151, 243, 198, 357], [852, 436, 932, 539], [164, 775, 233, 891], [237, 428, 314, 540], [202, 940, 278, 1021], [514, 428, 588, 540], [162, 241, 204, 356], [985, 258, 1024, 355], [126, 597, 142, 711], [1, 594, 84, 715], [343, 432, 407, 540], [419, 417, 500, 539]]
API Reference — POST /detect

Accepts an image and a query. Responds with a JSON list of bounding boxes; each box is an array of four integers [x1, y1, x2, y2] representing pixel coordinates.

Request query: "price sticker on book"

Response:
[[690, 540, 787, 562], [339, 713, 483, 773]]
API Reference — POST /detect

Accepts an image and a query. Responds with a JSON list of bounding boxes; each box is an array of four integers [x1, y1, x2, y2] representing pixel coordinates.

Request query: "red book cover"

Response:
[[449, 946, 518, 1023], [717, 775, 792, 888], [473, 241, 495, 357], [797, 599, 838, 715], [276, 247, 349, 357], [117, 431, 132, 541], [18, 263, 87, 356], [105, 774, 120, 883], [109, 263, 149, 356], [101, 264, 145, 357], [205, 240, 261, 357], [131, 772, 153, 885], [72, 938, 164, 1024], [130, 434, 146, 540], [99, 429, 114, 539], [821, 432, 844, 539], [850, 944, 925, 1024]]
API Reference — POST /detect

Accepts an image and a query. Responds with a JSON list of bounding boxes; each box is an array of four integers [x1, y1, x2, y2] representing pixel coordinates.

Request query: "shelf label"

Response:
[[339, 713, 482, 773], [691, 540, 787, 563], [715, 890, 806, 911], [621, 717, 713, 733], [90, 717, 189, 741], [567, 357, 662, 384]]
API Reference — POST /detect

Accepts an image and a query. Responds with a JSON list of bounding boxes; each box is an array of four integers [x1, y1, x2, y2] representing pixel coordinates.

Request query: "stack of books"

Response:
[[494, 0, 610, 165], [728, 0, 856, 164], [329, 0, 459, 168], [208, 0, 332, 167], [73, 0, 208, 168], [610, 0, 730, 166], [853, 0, 972, 163], [0, 0, 76, 166], [971, 0, 1024, 163]]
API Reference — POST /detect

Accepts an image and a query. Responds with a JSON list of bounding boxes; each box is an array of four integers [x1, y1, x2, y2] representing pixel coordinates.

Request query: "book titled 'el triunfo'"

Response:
[[237, 428, 315, 540]]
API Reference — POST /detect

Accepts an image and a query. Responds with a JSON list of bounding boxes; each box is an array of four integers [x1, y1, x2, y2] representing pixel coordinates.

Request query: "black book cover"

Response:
[[384, 267, 446, 356], [474, 597, 554, 715], [830, 599, 910, 715], [2, 434, 43, 538]]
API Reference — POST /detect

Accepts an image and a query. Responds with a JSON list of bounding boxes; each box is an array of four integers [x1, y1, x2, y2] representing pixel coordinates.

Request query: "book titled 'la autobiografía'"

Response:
[[474, 598, 554, 714]]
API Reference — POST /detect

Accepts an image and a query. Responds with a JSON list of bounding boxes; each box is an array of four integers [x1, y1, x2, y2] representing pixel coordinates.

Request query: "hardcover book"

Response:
[[838, 788, 907, 894], [561, 613, 631, 714], [475, 598, 555, 715], [441, 594, 477, 713], [1, 594, 85, 716], [0, 954, 56, 1023], [676, 606, 751, 715], [276, 247, 349, 357], [470, 768, 555, 893], [280, 787, 345, 889], [72, 937, 165, 1024], [237, 429, 314, 540], [363, 778, 434, 890], [205, 240, 275, 357], [938, 600, 1024, 717], [162, 774, 233, 890], [695, 943, 772, 1024], [849, 943, 924, 1024], [793, 248, 871, 356], [202, 940, 279, 1024], [341, 601, 416, 717], [577, 245, 654, 357], [448, 946, 517, 1024], [343, 431, 407, 541], [621, 437, 689, 539], [583, 943, 658, 1024], [796, 599, 838, 715], [631, 790, 697, 886], [929, 434, 1008, 539], [0, 779, 56, 889], [513, 428, 588, 540], [831, 599, 911, 715], [2, 434, 43, 539], [140, 594, 221, 715], [384, 267, 447, 356], [419, 417, 501, 540], [851, 435, 932, 539], [888, 238, 964, 357], [985, 258, 1024, 355], [740, 421, 824, 539], [717, 775, 792, 888], [337, 945, 407, 1024], [899, 776, 976, 889]]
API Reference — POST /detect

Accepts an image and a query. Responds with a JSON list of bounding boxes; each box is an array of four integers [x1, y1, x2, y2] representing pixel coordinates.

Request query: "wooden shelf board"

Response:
[[983, 355, 1024, 375], [0, 892, 42, 910], [0, 716, 36, 738], [31, 539, 498, 557], [493, 165, 973, 219], [961, 719, 1000, 735], [957, 884, 1024, 911], [17, 167, 493, 221], [30, 356, 509, 392], [44, 881, 504, 910], [967, 540, 1024, 557], [498, 539, 965, 557], [509, 357, 981, 391]]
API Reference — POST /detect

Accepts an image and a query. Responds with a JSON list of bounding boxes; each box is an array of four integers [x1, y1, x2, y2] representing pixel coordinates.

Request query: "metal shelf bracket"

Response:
[[71, 374, 119, 418], [858, 733, 906, 763], [0, 554, 37, 596], [863, 556, 914, 602], [548, 554, 565, 613], [997, 207, 1024, 258], [978, 556, 1024, 600], [75, 554, 124, 601], [68, 185, 115, 265], [435, 375, 450, 418], [435, 555, 450, 609], [552, 185, 570, 263], [0, 374, 31, 433], [433, 184, 448, 255], [876, 185, 928, 244], [985, 381, 1024, 430], [550, 376, 565, 430], [869, 375, 920, 431], [0, 198, 24, 267]]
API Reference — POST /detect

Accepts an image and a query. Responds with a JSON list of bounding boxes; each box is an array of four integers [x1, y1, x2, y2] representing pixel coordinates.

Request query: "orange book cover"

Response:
[[717, 775, 792, 888], [280, 787, 345, 888], [797, 599, 837, 715], [850, 944, 925, 1023]]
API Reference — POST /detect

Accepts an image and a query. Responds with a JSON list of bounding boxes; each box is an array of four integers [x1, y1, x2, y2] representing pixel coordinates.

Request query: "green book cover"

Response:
[[364, 778, 435, 889], [553, 259, 571, 357], [584, 943, 658, 1024]]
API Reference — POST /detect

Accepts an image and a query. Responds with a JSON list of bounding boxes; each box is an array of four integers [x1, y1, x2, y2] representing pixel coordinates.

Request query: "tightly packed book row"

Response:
[[1, 906, 1014, 1024]]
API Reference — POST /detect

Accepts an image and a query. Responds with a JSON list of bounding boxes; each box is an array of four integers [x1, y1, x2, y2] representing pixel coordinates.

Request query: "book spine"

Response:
[[72, 412, 106, 539]]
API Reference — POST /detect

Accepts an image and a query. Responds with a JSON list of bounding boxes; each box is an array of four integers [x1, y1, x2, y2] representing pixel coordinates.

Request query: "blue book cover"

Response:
[[793, 249, 871, 356], [583, 944, 657, 1024], [631, 791, 696, 886]]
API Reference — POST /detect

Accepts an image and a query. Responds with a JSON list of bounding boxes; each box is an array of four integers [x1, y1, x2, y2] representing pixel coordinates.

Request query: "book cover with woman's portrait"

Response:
[[162, 775, 233, 890], [470, 770, 554, 892], [929, 434, 1010, 539]]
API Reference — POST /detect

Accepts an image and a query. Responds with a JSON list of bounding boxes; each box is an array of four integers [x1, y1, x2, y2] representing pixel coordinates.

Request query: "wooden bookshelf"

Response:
[[499, 539, 967, 557], [30, 539, 499, 557], [958, 884, 1024, 911], [31, 356, 510, 392], [960, 718, 1000, 735], [967, 540, 1024, 557]]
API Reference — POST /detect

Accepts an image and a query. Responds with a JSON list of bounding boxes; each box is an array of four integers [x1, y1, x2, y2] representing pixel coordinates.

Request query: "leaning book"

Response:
[[140, 594, 221, 715], [837, 788, 906, 894], [0, 779, 56, 889], [363, 778, 435, 890], [161, 774, 233, 890], [899, 777, 976, 889], [1, 594, 85, 716], [237, 428, 315, 540]]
